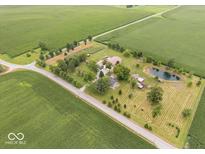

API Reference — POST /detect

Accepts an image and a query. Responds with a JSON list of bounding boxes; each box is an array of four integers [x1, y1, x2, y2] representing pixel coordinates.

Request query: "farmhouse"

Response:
[[97, 56, 122, 67]]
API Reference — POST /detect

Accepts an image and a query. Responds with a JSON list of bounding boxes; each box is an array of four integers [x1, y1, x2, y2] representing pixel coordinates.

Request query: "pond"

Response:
[[149, 67, 180, 81]]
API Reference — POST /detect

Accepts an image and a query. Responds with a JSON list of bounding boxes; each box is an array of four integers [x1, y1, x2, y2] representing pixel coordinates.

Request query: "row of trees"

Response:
[[50, 53, 87, 88], [108, 43, 125, 52]]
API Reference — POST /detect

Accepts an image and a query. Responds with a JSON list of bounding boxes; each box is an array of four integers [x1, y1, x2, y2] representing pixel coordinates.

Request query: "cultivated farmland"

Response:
[[0, 71, 155, 148], [0, 5, 172, 57], [188, 89, 205, 148], [96, 6, 205, 77]]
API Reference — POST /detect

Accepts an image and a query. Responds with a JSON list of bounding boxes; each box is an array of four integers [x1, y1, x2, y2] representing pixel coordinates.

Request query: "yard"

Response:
[[51, 42, 205, 147], [0, 70, 154, 148], [96, 6, 205, 77]]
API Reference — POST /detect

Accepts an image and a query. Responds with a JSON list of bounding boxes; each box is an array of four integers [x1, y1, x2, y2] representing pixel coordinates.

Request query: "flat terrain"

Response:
[[0, 71, 154, 148], [188, 88, 205, 148], [57, 42, 205, 147], [86, 47, 204, 147], [97, 6, 205, 77], [0, 5, 172, 57]]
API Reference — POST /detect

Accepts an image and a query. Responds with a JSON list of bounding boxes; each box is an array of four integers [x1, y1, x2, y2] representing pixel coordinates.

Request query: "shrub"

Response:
[[182, 109, 192, 118], [124, 104, 126, 109], [123, 112, 131, 118], [110, 95, 114, 100], [196, 80, 201, 86], [128, 93, 133, 99], [118, 89, 122, 95], [123, 51, 131, 57], [144, 123, 152, 131], [102, 100, 107, 104], [136, 63, 140, 68], [26, 53, 31, 57], [108, 102, 112, 108]]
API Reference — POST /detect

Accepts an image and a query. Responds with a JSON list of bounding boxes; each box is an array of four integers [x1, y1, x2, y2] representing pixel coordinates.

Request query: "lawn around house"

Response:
[[0, 70, 155, 148], [0, 5, 173, 58], [47, 42, 205, 147], [96, 6, 205, 77]]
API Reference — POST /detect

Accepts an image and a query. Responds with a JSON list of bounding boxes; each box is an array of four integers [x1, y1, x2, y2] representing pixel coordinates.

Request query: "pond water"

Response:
[[149, 67, 180, 81]]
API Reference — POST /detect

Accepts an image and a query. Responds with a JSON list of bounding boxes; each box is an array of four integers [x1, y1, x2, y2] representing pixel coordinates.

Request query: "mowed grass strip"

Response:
[[0, 71, 155, 148], [97, 6, 205, 77], [0, 5, 172, 57], [188, 88, 205, 148]]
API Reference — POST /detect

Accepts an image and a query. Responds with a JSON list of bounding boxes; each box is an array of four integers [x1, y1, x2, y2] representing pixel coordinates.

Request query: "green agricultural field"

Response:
[[0, 71, 154, 148], [0, 5, 172, 58], [188, 88, 205, 148], [97, 6, 205, 77]]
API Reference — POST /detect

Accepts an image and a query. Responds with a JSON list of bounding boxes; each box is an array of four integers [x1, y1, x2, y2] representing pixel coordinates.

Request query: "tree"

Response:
[[147, 87, 163, 105], [167, 59, 175, 68], [182, 109, 192, 118], [0, 65, 5, 73], [88, 61, 98, 72], [73, 41, 78, 47], [99, 71, 104, 78], [38, 41, 48, 51], [131, 79, 136, 88], [39, 54, 45, 60], [95, 77, 110, 95], [66, 43, 71, 52], [84, 39, 87, 45], [196, 80, 202, 86], [88, 35, 92, 41], [113, 64, 130, 80]]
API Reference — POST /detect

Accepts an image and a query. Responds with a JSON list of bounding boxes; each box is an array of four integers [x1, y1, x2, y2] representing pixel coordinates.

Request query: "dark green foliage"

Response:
[[167, 59, 175, 68], [88, 35, 92, 41], [182, 109, 192, 118], [95, 77, 110, 95], [38, 41, 48, 51], [147, 86, 163, 105], [99, 71, 104, 78], [87, 60, 98, 72], [144, 123, 152, 131], [123, 112, 131, 118], [114, 64, 130, 80], [128, 93, 133, 99], [118, 89, 122, 95], [36, 60, 46, 67]]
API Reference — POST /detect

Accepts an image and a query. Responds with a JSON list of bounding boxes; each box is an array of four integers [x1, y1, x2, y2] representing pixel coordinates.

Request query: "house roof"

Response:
[[106, 56, 122, 65]]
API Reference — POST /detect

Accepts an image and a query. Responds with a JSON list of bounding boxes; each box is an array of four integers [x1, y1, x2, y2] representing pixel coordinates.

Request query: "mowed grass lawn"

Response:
[[97, 6, 205, 77], [82, 46, 205, 147], [0, 71, 154, 148], [0, 5, 172, 57], [188, 89, 205, 148]]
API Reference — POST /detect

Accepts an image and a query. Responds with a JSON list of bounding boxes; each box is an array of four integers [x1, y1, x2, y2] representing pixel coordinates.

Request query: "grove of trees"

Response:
[[147, 86, 164, 105], [113, 64, 130, 80]]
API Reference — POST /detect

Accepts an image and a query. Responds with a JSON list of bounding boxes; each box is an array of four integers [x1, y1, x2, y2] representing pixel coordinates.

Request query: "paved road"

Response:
[[0, 59, 176, 149], [0, 6, 181, 149]]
